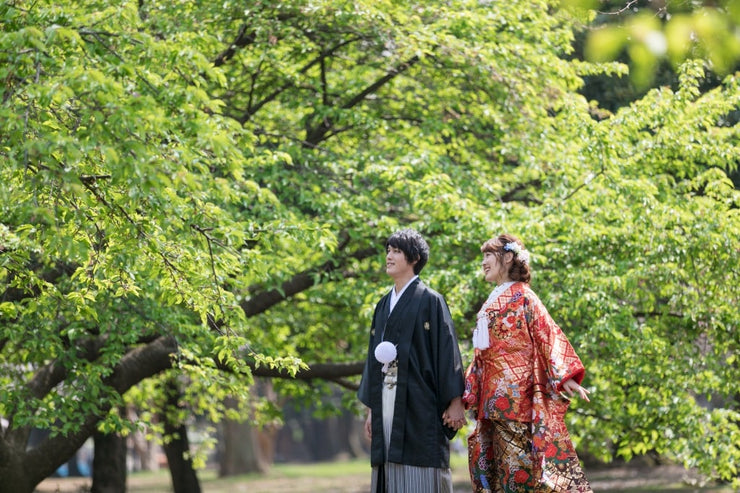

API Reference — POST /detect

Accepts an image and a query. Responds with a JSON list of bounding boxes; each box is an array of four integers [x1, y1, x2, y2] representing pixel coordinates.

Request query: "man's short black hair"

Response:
[[385, 228, 429, 275]]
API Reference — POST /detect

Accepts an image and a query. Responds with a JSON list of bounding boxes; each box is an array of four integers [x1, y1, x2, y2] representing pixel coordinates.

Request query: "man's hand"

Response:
[[364, 409, 372, 441]]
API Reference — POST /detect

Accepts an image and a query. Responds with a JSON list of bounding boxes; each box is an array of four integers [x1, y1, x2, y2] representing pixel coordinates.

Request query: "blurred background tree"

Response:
[[572, 0, 740, 89]]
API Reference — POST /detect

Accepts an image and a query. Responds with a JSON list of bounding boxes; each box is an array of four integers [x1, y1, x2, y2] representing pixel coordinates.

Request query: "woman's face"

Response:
[[481, 249, 509, 284], [481, 250, 501, 284]]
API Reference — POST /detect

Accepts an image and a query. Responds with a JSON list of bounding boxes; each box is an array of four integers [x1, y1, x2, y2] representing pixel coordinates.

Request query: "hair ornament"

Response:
[[504, 242, 529, 264]]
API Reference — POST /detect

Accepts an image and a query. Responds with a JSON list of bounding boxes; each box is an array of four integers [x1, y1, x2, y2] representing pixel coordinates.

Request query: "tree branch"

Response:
[[213, 12, 297, 67], [240, 244, 377, 317], [250, 361, 364, 381], [304, 55, 420, 146], [235, 36, 362, 124], [213, 23, 257, 68], [19, 336, 178, 486]]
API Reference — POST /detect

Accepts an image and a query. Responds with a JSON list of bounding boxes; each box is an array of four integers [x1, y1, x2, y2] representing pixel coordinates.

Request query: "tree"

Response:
[[1, 1, 738, 492], [570, 0, 740, 88], [91, 429, 126, 493]]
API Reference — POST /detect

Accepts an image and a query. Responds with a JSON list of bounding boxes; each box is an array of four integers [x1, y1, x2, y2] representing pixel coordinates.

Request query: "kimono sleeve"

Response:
[[357, 302, 382, 407], [526, 292, 585, 392], [357, 356, 371, 407], [431, 293, 465, 407]]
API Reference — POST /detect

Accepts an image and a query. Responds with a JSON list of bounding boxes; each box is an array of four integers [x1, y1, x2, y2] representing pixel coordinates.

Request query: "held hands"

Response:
[[368, 383, 586, 441], [562, 378, 591, 402], [442, 397, 466, 431], [367, 399, 467, 439]]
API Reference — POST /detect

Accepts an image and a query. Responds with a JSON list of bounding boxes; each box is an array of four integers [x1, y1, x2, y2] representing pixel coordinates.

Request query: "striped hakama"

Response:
[[370, 365, 453, 492]]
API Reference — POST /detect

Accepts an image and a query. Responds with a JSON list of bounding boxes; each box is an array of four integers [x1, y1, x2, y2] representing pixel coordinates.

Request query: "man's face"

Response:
[[386, 245, 415, 279]]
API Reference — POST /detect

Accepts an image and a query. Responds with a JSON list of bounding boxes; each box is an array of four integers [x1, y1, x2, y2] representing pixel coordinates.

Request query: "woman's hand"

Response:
[[562, 379, 591, 402], [442, 396, 467, 430]]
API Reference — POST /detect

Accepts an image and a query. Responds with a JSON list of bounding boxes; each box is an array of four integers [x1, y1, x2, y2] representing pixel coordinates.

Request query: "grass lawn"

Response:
[[36, 454, 737, 492]]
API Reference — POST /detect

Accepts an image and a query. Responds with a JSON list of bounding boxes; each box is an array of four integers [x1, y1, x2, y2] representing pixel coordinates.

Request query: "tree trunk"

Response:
[[127, 405, 159, 471], [0, 448, 36, 493], [163, 380, 201, 493], [219, 396, 275, 476], [219, 416, 266, 476], [91, 431, 126, 493], [163, 423, 201, 493]]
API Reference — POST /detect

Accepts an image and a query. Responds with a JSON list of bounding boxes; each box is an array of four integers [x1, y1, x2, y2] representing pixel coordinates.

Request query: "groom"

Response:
[[358, 228, 465, 492]]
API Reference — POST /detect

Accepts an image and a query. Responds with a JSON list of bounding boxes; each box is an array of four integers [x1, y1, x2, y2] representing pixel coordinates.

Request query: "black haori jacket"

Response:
[[358, 279, 465, 469]]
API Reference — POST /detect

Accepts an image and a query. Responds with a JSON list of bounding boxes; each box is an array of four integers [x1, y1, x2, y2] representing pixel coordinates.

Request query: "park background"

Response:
[[1, 0, 739, 492]]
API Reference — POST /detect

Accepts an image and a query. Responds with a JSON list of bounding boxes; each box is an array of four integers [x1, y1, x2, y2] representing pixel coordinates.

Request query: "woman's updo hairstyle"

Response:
[[480, 233, 531, 283]]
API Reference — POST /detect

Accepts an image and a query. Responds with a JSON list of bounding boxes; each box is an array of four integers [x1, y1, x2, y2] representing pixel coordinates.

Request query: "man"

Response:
[[358, 228, 466, 492]]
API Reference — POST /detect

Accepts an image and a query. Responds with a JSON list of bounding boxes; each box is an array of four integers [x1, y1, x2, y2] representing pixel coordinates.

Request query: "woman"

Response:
[[463, 234, 592, 492]]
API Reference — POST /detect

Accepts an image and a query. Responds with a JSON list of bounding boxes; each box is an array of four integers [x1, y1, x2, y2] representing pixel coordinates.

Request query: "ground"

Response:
[[35, 458, 734, 493]]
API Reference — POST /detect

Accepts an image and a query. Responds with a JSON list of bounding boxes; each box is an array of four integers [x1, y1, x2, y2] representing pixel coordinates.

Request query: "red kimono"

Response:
[[463, 282, 592, 492]]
